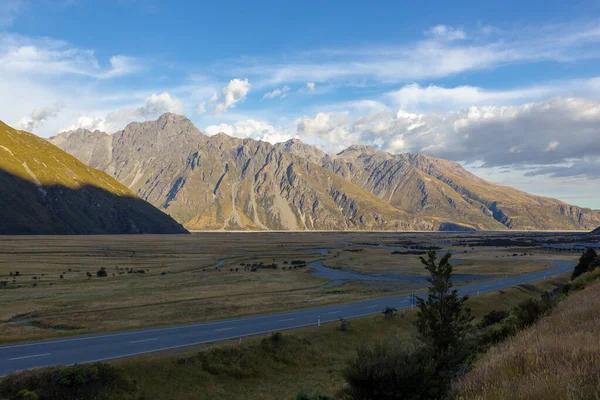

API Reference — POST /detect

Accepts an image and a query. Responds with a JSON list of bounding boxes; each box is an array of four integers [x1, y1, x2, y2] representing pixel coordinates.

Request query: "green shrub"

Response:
[[0, 363, 135, 400], [339, 318, 350, 332], [512, 293, 557, 329], [16, 390, 38, 400], [480, 309, 509, 327], [571, 248, 598, 280], [341, 343, 453, 400]]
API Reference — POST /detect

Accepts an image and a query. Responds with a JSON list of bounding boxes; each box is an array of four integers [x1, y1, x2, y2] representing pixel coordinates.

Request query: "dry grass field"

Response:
[[0, 232, 578, 343], [454, 272, 600, 400]]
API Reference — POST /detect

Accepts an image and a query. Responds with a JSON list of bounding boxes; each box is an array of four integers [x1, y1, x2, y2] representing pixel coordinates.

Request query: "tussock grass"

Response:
[[454, 279, 600, 400]]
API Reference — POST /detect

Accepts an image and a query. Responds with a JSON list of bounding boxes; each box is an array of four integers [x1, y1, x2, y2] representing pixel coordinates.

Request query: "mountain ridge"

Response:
[[50, 113, 600, 232]]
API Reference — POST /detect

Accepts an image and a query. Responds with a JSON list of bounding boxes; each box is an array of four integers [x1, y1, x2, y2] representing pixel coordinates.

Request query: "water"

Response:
[[309, 260, 492, 285]]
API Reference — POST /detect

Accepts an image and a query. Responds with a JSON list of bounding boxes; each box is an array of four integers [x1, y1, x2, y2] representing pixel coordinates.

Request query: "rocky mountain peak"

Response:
[[275, 138, 327, 164], [157, 112, 189, 124], [337, 144, 377, 156]]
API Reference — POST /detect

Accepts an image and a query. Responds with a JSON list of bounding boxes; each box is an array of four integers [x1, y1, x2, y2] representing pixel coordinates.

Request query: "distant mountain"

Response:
[[315, 148, 600, 231], [0, 120, 187, 234], [592, 227, 600, 235], [51, 113, 600, 231]]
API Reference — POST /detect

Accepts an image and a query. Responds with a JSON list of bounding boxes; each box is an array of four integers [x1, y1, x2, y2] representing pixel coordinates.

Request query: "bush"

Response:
[[16, 390, 38, 400], [383, 307, 397, 318], [512, 294, 556, 329], [96, 268, 107, 277], [481, 309, 509, 327], [0, 363, 135, 400], [339, 318, 350, 332], [341, 343, 451, 400], [571, 248, 598, 280]]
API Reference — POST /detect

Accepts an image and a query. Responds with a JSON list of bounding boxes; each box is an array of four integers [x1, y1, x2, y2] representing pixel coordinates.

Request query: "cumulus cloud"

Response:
[[262, 86, 290, 100], [60, 92, 183, 133], [305, 82, 316, 92], [136, 92, 183, 116], [205, 119, 292, 144], [61, 115, 110, 132], [17, 103, 63, 132], [290, 97, 600, 179], [212, 78, 251, 115]]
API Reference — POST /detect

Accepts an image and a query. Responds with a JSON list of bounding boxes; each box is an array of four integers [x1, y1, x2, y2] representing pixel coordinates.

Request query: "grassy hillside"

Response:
[[0, 120, 187, 234], [454, 273, 600, 400]]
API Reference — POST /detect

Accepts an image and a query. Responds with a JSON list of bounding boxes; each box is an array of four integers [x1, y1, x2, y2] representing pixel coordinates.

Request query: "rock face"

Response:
[[315, 150, 600, 231], [51, 113, 600, 231], [0, 120, 188, 234]]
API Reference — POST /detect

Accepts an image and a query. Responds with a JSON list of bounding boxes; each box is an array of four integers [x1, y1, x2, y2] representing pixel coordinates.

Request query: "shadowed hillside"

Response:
[[0, 120, 187, 234]]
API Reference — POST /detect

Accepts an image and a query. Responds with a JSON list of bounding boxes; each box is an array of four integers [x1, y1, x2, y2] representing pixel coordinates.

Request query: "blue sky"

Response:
[[2, 0, 600, 208]]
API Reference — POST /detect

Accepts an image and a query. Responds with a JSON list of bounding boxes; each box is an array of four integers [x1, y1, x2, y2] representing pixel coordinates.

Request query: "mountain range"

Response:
[[0, 120, 187, 234], [50, 113, 600, 232]]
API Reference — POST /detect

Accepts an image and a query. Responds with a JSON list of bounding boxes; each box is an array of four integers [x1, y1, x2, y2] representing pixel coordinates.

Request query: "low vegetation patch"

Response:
[[0, 363, 135, 400], [176, 332, 322, 380]]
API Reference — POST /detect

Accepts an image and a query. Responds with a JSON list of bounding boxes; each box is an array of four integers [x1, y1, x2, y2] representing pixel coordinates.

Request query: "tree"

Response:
[[571, 248, 598, 280], [342, 251, 474, 400], [414, 251, 473, 353]]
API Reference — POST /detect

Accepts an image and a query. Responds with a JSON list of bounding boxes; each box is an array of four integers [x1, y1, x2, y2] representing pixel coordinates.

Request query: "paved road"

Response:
[[0, 260, 573, 376]]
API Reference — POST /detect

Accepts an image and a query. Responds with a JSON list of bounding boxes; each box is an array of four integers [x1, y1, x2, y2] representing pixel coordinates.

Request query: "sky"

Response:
[[2, 0, 600, 208]]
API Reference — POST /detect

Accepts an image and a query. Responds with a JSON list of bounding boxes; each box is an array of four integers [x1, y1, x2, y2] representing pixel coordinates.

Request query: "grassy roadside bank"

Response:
[[89, 276, 570, 399], [454, 269, 600, 400]]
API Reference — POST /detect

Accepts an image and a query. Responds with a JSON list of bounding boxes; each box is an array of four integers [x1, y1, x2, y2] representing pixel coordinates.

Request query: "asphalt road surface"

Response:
[[0, 260, 573, 376]]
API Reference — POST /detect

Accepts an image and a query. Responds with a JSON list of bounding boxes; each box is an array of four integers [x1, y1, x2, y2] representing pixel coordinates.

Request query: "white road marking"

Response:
[[277, 318, 295, 322], [325, 311, 340, 314], [214, 327, 236, 332], [9, 353, 50, 361], [128, 338, 158, 344], [365, 305, 379, 308]]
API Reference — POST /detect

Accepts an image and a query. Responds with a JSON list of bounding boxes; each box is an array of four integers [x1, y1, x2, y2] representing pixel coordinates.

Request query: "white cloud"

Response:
[[17, 103, 63, 132], [195, 101, 207, 115], [205, 119, 292, 143], [287, 97, 600, 179], [212, 78, 251, 115], [305, 82, 316, 92], [61, 115, 110, 132], [137, 92, 183, 116], [425, 25, 466, 40], [227, 21, 600, 87], [262, 86, 290, 100], [0, 33, 139, 79], [59, 92, 183, 133], [545, 141, 560, 151], [386, 83, 559, 112]]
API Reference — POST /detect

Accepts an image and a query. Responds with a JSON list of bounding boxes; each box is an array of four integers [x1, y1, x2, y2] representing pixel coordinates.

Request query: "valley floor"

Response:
[[0, 231, 581, 343]]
